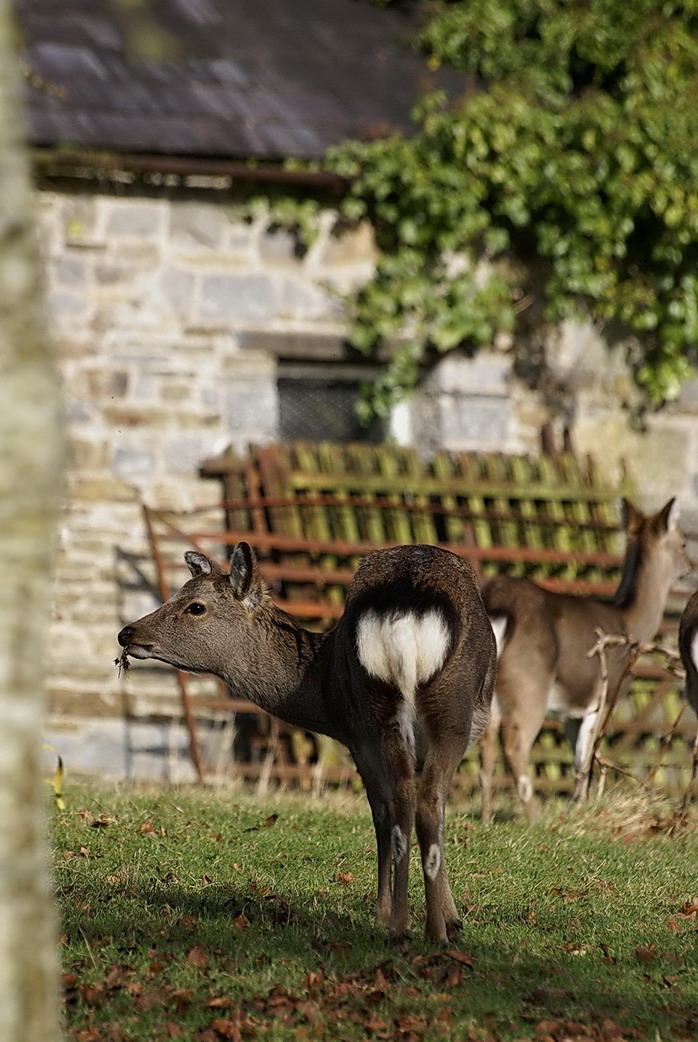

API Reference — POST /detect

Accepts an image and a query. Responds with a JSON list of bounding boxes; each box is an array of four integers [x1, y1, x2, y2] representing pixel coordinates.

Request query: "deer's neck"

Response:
[[617, 548, 672, 644], [221, 619, 343, 742]]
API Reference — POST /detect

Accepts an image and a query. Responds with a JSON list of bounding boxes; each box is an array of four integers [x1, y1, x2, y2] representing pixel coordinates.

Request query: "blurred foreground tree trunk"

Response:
[[0, 1, 63, 1039]]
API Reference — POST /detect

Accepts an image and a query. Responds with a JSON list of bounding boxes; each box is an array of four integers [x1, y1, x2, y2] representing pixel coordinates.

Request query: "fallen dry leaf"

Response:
[[186, 945, 210, 968], [552, 887, 589, 901], [209, 1016, 242, 1040]]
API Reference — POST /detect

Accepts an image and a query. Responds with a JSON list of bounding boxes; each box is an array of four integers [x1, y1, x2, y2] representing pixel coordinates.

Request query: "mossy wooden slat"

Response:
[[312, 442, 354, 612], [431, 451, 470, 548], [558, 454, 604, 586], [587, 454, 630, 555], [257, 444, 302, 538], [291, 442, 344, 620], [539, 455, 577, 582], [256, 444, 311, 608], [218, 448, 252, 534], [457, 453, 494, 574], [243, 460, 270, 541], [487, 453, 524, 576], [285, 464, 622, 503], [345, 443, 390, 544], [292, 441, 333, 543], [375, 446, 413, 545], [404, 448, 440, 545], [317, 442, 361, 550], [508, 455, 549, 580]]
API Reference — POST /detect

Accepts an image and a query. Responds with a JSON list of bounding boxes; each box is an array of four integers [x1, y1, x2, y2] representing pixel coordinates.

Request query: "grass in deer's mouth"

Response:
[[53, 783, 698, 1042], [113, 649, 130, 676]]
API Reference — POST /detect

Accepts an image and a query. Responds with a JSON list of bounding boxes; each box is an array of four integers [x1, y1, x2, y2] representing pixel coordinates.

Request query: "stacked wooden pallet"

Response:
[[140, 441, 691, 797]]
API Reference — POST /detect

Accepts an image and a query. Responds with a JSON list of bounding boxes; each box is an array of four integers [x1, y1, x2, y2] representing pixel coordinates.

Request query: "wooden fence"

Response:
[[138, 441, 694, 799]]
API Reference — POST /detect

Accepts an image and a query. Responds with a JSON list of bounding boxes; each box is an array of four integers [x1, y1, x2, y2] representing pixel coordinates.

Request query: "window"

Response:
[[277, 363, 387, 444]]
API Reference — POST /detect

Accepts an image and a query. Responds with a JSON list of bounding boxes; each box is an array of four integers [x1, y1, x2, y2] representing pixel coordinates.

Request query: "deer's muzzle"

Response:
[[118, 625, 153, 658]]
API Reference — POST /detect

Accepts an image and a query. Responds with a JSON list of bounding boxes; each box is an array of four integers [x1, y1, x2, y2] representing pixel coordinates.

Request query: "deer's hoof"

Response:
[[446, 918, 463, 940], [387, 928, 412, 946]]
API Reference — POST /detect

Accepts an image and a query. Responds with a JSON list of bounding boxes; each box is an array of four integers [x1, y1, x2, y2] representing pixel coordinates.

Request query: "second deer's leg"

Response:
[[499, 692, 548, 822], [479, 699, 501, 824], [566, 710, 599, 803]]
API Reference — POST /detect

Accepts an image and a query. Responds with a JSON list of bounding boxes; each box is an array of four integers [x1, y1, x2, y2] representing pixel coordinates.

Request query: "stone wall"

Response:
[[37, 184, 698, 779]]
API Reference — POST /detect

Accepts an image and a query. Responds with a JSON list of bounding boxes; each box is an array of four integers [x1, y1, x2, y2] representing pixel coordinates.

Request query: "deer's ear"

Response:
[[654, 497, 679, 533], [229, 542, 266, 604], [621, 498, 644, 534], [184, 551, 220, 577]]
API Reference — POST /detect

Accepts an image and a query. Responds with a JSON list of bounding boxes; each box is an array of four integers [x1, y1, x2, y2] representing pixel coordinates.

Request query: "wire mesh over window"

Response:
[[278, 365, 386, 444]]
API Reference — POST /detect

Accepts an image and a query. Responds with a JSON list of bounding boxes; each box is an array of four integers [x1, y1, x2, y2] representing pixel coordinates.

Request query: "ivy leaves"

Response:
[[321, 0, 698, 417]]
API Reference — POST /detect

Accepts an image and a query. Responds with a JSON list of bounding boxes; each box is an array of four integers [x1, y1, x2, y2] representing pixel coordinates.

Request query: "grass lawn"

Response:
[[52, 783, 698, 1042]]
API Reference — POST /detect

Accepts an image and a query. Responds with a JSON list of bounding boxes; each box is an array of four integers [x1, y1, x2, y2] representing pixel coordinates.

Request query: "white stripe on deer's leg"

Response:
[[424, 844, 441, 881], [391, 825, 408, 863], [574, 709, 599, 774], [517, 776, 533, 804], [396, 699, 417, 760]]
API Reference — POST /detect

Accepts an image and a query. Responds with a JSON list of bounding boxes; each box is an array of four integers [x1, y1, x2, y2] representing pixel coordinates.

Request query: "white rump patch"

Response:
[[424, 844, 441, 881], [356, 609, 450, 702]]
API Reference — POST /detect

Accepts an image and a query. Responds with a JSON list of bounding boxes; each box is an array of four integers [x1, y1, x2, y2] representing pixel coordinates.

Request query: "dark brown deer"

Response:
[[118, 542, 496, 942], [678, 589, 698, 809], [479, 498, 689, 822]]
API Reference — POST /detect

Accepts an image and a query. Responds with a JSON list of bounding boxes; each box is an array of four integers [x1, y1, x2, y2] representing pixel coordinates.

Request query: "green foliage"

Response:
[[324, 0, 698, 417]]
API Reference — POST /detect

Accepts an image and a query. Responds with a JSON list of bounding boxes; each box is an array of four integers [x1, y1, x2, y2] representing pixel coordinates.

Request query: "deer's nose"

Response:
[[118, 626, 134, 647]]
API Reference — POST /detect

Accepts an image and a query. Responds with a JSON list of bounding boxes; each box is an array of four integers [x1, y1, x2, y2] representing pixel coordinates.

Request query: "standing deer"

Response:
[[678, 589, 698, 809], [479, 498, 689, 822], [118, 542, 496, 942]]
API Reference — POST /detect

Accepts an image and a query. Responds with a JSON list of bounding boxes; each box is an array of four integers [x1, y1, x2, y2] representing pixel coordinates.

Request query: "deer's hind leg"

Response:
[[415, 737, 467, 942], [479, 697, 501, 824], [353, 733, 416, 941], [415, 682, 475, 942], [496, 663, 551, 822]]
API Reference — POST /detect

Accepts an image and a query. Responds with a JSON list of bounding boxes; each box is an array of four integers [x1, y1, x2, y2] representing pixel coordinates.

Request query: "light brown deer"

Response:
[[118, 542, 496, 942], [678, 589, 698, 809], [479, 498, 689, 822]]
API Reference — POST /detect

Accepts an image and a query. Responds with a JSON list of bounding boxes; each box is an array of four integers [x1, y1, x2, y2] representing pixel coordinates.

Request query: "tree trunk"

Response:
[[0, 1, 64, 1038]]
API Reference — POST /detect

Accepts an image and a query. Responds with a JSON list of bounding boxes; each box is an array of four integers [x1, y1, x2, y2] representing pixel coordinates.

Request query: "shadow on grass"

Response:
[[58, 877, 697, 1040]]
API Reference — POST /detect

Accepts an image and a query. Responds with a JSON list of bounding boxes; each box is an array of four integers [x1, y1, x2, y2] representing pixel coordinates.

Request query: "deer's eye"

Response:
[[185, 602, 206, 616]]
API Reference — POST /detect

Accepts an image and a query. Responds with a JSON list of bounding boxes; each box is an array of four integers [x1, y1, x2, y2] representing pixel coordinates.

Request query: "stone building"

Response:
[[16, 0, 698, 778]]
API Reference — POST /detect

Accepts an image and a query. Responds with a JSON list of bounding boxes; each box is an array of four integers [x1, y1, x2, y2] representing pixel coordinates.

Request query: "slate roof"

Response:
[[16, 0, 464, 162]]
